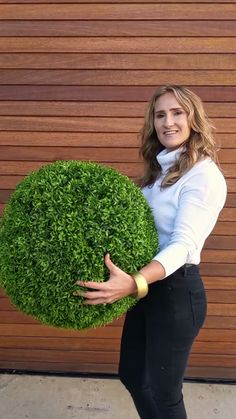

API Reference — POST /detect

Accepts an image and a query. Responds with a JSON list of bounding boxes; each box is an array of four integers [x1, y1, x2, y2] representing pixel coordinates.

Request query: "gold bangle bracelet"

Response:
[[132, 272, 148, 299]]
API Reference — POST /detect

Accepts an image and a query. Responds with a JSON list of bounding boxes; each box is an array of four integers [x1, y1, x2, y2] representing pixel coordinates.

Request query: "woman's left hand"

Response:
[[74, 253, 137, 305]]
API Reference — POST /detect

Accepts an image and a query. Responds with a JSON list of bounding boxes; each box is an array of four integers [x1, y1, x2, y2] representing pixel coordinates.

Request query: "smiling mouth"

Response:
[[163, 130, 178, 135]]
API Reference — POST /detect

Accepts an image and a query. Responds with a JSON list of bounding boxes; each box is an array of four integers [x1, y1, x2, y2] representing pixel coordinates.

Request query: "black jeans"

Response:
[[119, 265, 207, 419]]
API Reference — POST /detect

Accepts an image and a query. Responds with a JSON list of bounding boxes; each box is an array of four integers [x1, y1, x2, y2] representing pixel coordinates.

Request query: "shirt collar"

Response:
[[156, 147, 184, 174]]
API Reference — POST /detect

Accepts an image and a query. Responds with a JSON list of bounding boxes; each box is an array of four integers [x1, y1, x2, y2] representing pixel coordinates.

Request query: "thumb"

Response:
[[104, 253, 117, 273]]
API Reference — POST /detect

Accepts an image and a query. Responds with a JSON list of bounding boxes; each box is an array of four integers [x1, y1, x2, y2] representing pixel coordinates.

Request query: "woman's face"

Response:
[[154, 92, 191, 151]]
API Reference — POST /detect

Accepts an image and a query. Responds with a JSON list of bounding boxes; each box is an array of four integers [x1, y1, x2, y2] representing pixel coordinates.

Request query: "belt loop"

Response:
[[184, 264, 187, 277]]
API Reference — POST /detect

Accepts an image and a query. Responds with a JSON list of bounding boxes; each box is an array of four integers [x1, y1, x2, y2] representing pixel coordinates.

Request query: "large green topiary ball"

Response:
[[0, 161, 158, 330]]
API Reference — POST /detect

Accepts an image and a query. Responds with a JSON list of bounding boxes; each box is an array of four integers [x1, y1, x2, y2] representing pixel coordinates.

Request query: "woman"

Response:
[[75, 85, 227, 418]]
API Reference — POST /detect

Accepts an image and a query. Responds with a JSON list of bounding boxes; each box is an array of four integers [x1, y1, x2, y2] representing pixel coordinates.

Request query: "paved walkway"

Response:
[[0, 373, 235, 419]]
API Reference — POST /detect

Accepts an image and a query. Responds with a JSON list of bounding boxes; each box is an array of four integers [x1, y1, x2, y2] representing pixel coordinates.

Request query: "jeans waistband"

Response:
[[175, 263, 199, 277]]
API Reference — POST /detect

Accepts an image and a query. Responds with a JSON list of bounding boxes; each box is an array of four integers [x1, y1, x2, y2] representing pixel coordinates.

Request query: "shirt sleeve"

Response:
[[153, 165, 227, 277]]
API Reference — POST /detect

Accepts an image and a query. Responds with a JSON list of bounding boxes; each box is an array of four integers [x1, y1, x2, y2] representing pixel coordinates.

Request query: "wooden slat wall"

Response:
[[0, 1, 236, 380]]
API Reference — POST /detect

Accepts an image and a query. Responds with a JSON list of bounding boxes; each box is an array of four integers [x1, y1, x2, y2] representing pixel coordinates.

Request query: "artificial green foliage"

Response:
[[0, 161, 158, 329]]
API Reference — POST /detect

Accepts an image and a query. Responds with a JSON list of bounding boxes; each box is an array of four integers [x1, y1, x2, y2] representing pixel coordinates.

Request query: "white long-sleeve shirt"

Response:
[[142, 147, 227, 278]]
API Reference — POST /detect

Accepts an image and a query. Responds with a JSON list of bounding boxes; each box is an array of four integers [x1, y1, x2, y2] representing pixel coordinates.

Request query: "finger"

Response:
[[83, 299, 109, 306], [73, 291, 84, 297], [104, 253, 117, 272], [73, 290, 106, 299], [83, 290, 106, 300], [76, 280, 105, 290]]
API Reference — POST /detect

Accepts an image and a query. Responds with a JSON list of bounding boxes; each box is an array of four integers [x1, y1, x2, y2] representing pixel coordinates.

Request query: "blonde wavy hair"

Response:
[[139, 85, 218, 187]]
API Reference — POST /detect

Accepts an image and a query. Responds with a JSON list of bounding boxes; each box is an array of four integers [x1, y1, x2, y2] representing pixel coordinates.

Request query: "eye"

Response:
[[174, 110, 183, 116], [155, 113, 164, 119]]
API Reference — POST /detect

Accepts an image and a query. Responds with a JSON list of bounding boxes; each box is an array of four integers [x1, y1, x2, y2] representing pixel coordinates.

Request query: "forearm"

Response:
[[139, 260, 166, 284]]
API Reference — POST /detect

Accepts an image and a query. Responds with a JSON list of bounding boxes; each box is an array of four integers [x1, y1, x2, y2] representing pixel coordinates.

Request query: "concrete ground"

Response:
[[0, 373, 235, 419]]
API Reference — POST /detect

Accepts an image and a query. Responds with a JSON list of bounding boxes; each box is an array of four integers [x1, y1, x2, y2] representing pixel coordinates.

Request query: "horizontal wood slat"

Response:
[[211, 223, 236, 236], [0, 336, 120, 351], [0, 132, 235, 152], [0, 349, 236, 369], [0, 69, 236, 85], [0, 348, 119, 363], [0, 21, 235, 37], [0, 0, 233, 3], [203, 277, 236, 289], [202, 250, 236, 264], [0, 54, 236, 70], [0, 161, 141, 175], [218, 209, 236, 222], [186, 366, 236, 380], [206, 290, 236, 304], [0, 4, 235, 20], [0, 85, 236, 102], [0, 145, 140, 160], [225, 194, 236, 207], [0, 322, 122, 338], [0, 117, 235, 133], [0, 0, 232, 4], [0, 38, 235, 53], [0, 148, 236, 165], [0, 161, 234, 183], [225, 179, 236, 193], [205, 236, 236, 249], [0, 359, 118, 374], [0, 102, 235, 118], [189, 354, 236, 368], [1, 337, 235, 356], [0, 310, 41, 324], [0, 86, 235, 102], [200, 263, 236, 276]]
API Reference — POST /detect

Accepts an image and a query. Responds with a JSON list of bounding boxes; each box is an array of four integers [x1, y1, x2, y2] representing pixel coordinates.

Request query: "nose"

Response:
[[164, 113, 174, 127]]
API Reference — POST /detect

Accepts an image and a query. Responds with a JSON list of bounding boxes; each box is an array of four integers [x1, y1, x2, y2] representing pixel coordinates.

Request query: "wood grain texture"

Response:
[[0, 161, 142, 175], [0, 337, 235, 355], [0, 86, 235, 101], [0, 4, 235, 20], [0, 69, 235, 85], [0, 146, 236, 163], [0, 38, 235, 53], [213, 222, 236, 235], [0, 349, 236, 369], [202, 250, 236, 264], [201, 263, 236, 276], [0, 132, 235, 150], [0, 53, 235, 70], [0, 102, 235, 118], [205, 236, 236, 249], [0, 0, 233, 3], [0, 116, 235, 133], [0, 1, 235, 380], [0, 21, 235, 37]]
